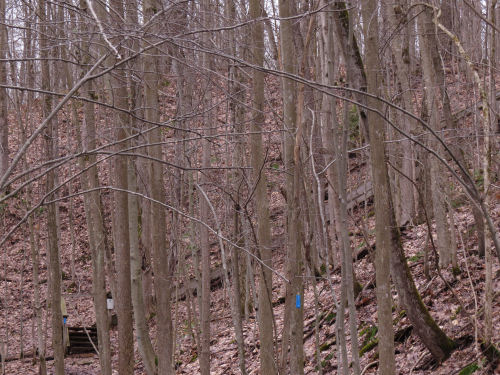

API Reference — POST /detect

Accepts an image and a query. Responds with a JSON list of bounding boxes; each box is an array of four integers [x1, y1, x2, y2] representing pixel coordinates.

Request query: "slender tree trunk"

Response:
[[385, 0, 416, 226], [278, 0, 304, 372], [0, 0, 8, 177], [331, 2, 369, 138], [143, 2, 174, 373], [249, 0, 275, 372], [360, 1, 396, 373], [199, 143, 211, 375], [111, 119, 134, 375], [484, 0, 496, 346], [317, 6, 349, 372], [128, 153, 157, 375], [79, 80, 113, 375], [122, 5, 157, 372], [74, 5, 112, 370], [39, 0, 64, 371], [28, 214, 46, 375], [109, 24, 135, 374], [199, 2, 213, 370], [363, 1, 456, 363], [418, 5, 452, 268], [222, 1, 248, 370]]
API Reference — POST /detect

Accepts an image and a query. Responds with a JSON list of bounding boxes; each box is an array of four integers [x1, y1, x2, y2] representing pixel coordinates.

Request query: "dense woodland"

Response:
[[0, 0, 499, 373]]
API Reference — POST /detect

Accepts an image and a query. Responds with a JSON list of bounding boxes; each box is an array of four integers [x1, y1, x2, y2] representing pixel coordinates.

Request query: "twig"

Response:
[[458, 228, 479, 356], [409, 351, 427, 375], [360, 360, 378, 375], [85, 0, 121, 59], [83, 327, 99, 356]]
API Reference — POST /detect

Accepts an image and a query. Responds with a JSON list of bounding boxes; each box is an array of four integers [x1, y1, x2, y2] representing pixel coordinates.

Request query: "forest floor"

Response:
[[0, 72, 499, 374], [1, 166, 499, 374]]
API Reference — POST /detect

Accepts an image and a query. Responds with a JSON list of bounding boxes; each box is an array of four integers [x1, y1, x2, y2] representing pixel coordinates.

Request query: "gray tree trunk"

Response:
[[108, 3, 135, 367], [0, 0, 8, 177], [39, 0, 64, 371], [249, 0, 275, 372], [360, 1, 396, 373], [142, 1, 175, 372], [385, 0, 416, 226], [418, 5, 452, 268]]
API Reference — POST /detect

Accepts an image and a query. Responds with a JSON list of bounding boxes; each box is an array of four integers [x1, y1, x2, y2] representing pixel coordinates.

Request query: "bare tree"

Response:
[[249, 0, 275, 373], [0, 0, 7, 176], [360, 1, 396, 373]]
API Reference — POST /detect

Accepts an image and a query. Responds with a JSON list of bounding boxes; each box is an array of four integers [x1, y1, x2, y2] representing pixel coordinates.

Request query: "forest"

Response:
[[0, 0, 498, 373]]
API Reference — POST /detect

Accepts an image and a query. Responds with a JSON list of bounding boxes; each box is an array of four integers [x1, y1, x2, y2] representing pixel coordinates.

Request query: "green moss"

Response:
[[451, 306, 462, 320], [458, 362, 478, 375], [360, 337, 379, 357], [359, 325, 378, 357], [452, 266, 461, 276], [480, 341, 500, 363], [319, 339, 336, 351], [67, 281, 77, 293], [473, 170, 484, 189], [320, 263, 327, 275], [325, 312, 336, 323], [349, 105, 360, 142], [407, 252, 423, 262], [451, 197, 466, 209]]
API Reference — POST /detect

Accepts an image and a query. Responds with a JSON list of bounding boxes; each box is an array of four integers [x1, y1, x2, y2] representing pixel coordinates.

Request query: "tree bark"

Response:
[[418, 5, 452, 268], [38, 0, 64, 371], [385, 0, 416, 226], [143, 1, 174, 373], [108, 13, 135, 372], [362, 1, 456, 363], [249, 0, 275, 373], [199, 2, 213, 372], [360, 1, 396, 373], [0, 0, 8, 177], [278, 0, 304, 372], [79, 81, 113, 375]]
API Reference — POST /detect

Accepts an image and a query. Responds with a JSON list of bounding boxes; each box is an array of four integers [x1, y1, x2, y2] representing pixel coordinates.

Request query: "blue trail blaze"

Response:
[[296, 294, 301, 308]]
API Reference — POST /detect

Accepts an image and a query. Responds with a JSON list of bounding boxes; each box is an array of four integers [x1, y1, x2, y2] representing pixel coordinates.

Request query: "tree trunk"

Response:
[[385, 0, 416, 226], [0, 0, 8, 177], [76, 4, 112, 371], [143, 2, 174, 373], [79, 81, 113, 375], [418, 5, 452, 268], [317, 5, 350, 372], [360, 1, 396, 373], [28, 214, 47, 375], [331, 2, 369, 139], [484, 0, 496, 346], [129, 153, 157, 375], [199, 143, 211, 375], [109, 26, 135, 375], [363, 1, 456, 363], [38, 0, 64, 371], [249, 0, 275, 372], [199, 2, 213, 370], [278, 0, 304, 372]]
